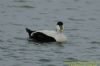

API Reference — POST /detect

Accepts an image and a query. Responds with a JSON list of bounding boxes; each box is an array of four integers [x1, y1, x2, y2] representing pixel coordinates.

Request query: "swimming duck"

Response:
[[26, 21, 67, 42]]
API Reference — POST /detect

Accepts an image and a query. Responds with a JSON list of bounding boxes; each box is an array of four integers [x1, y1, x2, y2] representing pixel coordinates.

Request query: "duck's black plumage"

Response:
[[26, 28, 56, 42], [26, 28, 34, 38], [32, 32, 56, 42]]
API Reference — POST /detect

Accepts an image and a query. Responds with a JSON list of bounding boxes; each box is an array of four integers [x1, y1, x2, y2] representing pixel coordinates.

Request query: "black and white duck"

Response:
[[26, 21, 67, 42]]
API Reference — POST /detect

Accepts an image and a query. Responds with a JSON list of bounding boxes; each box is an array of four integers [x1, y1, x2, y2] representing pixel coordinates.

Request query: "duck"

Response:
[[26, 21, 67, 42]]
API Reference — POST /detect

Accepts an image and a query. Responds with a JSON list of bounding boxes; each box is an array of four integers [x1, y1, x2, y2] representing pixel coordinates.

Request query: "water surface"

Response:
[[0, 0, 100, 66]]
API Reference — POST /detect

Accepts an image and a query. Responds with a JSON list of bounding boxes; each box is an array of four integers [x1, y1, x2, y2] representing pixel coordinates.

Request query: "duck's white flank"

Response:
[[37, 30, 67, 42]]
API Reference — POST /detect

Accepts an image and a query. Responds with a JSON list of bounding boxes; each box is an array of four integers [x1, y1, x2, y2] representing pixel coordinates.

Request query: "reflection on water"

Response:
[[0, 0, 100, 66]]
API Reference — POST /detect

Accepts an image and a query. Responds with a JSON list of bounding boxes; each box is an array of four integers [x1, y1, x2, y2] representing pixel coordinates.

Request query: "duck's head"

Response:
[[56, 21, 64, 33]]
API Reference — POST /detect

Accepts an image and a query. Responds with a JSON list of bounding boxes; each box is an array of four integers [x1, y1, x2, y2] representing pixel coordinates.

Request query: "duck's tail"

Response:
[[26, 28, 34, 37]]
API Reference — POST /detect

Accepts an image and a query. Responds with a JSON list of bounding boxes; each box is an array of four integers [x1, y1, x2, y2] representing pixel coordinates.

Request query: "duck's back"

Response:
[[37, 30, 57, 38]]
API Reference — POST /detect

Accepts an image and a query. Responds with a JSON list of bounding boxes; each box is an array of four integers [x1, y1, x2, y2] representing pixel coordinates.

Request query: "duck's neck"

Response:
[[56, 25, 64, 34], [56, 30, 63, 34]]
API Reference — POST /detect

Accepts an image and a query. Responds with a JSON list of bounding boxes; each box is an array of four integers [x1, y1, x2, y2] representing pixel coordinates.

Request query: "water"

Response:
[[0, 0, 100, 66]]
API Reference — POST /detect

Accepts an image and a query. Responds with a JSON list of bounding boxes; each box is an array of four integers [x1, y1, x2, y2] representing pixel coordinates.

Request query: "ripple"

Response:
[[14, 0, 28, 2], [0, 30, 3, 33], [14, 37, 26, 41], [65, 57, 79, 61], [19, 5, 35, 8], [45, 0, 53, 3], [10, 55, 19, 59], [54, 51, 63, 54], [38, 59, 51, 62], [67, 28, 79, 31], [12, 64, 21, 66], [90, 41, 100, 44], [95, 9, 100, 12], [11, 23, 25, 26], [88, 18, 96, 21], [39, 12, 48, 14], [85, 1, 92, 4], [32, 18, 41, 20], [43, 64, 57, 66], [68, 18, 85, 21], [1, 11, 6, 14], [87, 46, 98, 49], [0, 39, 4, 42], [73, 0, 80, 2], [66, 8, 78, 11], [9, 5, 35, 9], [0, 58, 3, 61], [6, 40, 13, 43], [0, 46, 7, 50]]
